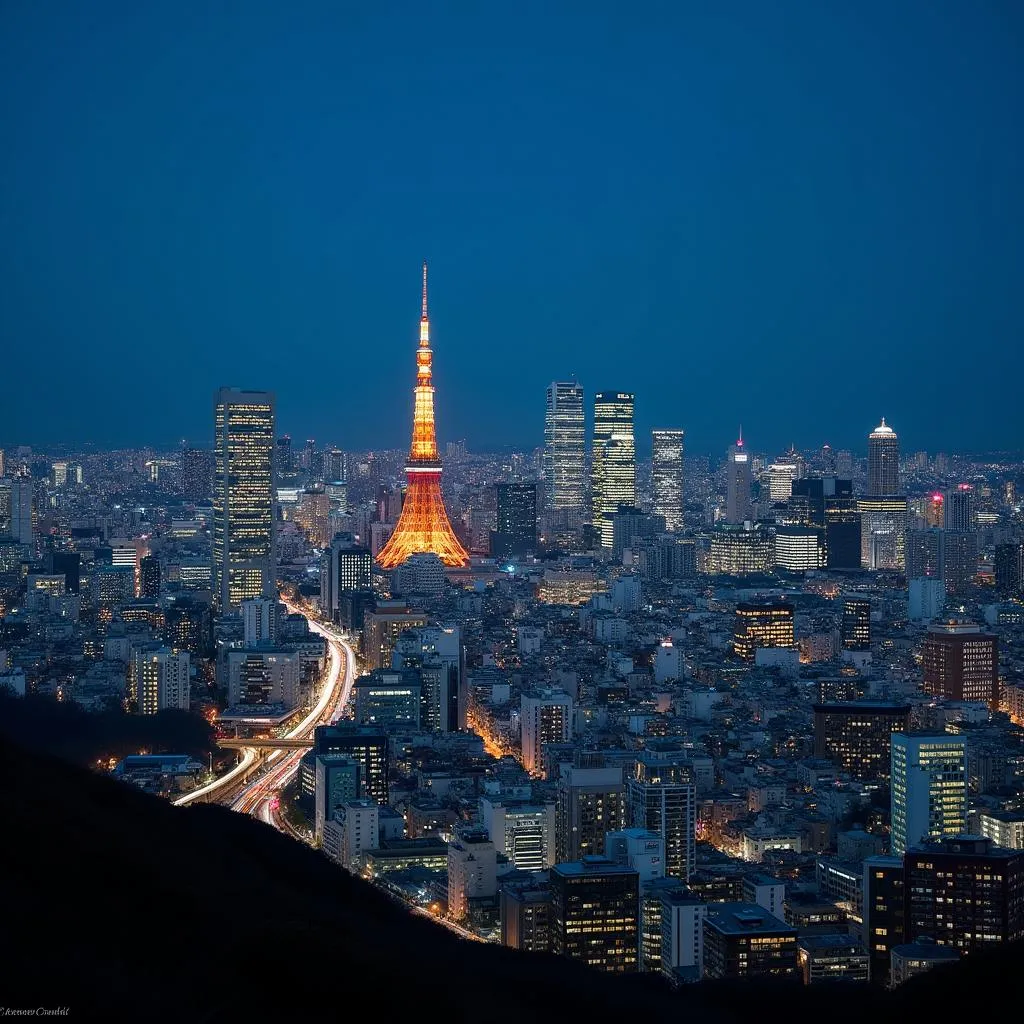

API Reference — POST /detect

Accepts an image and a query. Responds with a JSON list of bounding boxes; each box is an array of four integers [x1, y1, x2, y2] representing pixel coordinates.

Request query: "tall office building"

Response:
[[943, 484, 978, 595], [543, 381, 585, 513], [592, 391, 636, 548], [212, 388, 276, 612], [904, 837, 1024, 955], [180, 448, 215, 502], [725, 433, 752, 524], [790, 477, 860, 569], [1, 476, 34, 545], [139, 555, 161, 599], [890, 733, 967, 856], [491, 483, 537, 558], [732, 601, 794, 660], [651, 429, 685, 531], [627, 756, 696, 880], [320, 534, 372, 622], [860, 419, 906, 570], [841, 599, 871, 650], [812, 701, 910, 780], [313, 724, 390, 806], [867, 418, 900, 496], [391, 624, 464, 732], [921, 620, 999, 707], [549, 858, 640, 973], [520, 689, 574, 775]]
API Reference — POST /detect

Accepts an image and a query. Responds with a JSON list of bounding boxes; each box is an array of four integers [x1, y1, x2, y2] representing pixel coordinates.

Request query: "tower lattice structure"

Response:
[[376, 264, 470, 570]]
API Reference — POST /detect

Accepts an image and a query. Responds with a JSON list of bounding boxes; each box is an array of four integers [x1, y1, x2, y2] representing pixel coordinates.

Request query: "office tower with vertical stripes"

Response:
[[543, 381, 585, 512], [212, 388, 276, 612], [651, 429, 685, 531], [592, 391, 636, 548]]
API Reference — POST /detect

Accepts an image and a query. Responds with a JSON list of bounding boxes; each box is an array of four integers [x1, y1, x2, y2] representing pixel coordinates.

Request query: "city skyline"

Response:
[[2, 4, 1023, 453]]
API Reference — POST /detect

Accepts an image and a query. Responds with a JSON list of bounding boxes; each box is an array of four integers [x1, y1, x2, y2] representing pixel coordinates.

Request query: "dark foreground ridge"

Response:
[[0, 738, 1017, 1022]]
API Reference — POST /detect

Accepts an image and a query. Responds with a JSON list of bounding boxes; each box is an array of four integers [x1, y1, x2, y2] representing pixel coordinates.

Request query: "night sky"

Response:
[[2, 2, 1022, 457]]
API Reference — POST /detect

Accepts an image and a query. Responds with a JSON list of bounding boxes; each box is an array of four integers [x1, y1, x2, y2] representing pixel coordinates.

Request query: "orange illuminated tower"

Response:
[[377, 264, 470, 570]]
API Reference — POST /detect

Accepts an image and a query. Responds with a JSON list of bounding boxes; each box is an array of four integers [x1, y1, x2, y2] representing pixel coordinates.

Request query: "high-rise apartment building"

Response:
[[733, 601, 794, 660], [867, 418, 900, 496], [549, 858, 640, 973], [480, 795, 557, 871], [133, 646, 190, 714], [555, 763, 627, 863], [904, 836, 1024, 954], [921, 620, 999, 707], [627, 756, 696, 880], [520, 688, 574, 775], [861, 855, 905, 983], [543, 381, 585, 513], [890, 733, 968, 856], [591, 391, 636, 548], [447, 828, 498, 921], [391, 624, 463, 732], [651, 429, 685, 531], [994, 542, 1024, 596], [725, 434, 752, 524], [906, 528, 944, 579], [212, 388, 276, 612], [812, 701, 910, 780]]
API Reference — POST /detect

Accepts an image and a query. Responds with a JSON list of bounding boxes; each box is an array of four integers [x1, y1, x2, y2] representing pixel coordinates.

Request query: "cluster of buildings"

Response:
[[2, 269, 1023, 989]]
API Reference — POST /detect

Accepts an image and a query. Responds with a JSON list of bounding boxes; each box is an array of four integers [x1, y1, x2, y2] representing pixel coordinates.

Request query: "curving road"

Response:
[[174, 603, 357, 809]]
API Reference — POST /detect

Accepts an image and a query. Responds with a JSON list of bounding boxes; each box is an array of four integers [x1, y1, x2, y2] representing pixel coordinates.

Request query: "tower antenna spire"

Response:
[[421, 260, 429, 320], [738, 424, 744, 447]]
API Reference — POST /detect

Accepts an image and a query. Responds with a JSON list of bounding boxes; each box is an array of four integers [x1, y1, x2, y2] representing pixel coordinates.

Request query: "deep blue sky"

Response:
[[2, 2, 1022, 457]]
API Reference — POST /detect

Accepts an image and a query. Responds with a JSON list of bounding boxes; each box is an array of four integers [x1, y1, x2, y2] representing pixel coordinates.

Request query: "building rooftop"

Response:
[[553, 856, 639, 878], [705, 902, 794, 935]]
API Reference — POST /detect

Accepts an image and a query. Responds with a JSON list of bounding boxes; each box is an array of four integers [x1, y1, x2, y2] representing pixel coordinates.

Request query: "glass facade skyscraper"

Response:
[[543, 381, 585, 512], [212, 388, 277, 612], [651, 429, 684, 532], [890, 732, 967, 856], [592, 391, 636, 548]]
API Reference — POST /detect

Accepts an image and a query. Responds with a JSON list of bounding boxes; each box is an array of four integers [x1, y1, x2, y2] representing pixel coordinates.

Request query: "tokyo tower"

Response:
[[376, 264, 470, 570]]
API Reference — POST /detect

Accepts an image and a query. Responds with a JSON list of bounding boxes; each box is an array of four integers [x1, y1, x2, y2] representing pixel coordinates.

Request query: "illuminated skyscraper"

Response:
[[543, 381, 585, 512], [651, 429, 684, 531], [890, 732, 967, 857], [592, 391, 636, 548], [860, 419, 906, 569], [867, 418, 900, 496], [377, 265, 469, 570], [725, 432, 752, 524], [212, 388, 276, 612]]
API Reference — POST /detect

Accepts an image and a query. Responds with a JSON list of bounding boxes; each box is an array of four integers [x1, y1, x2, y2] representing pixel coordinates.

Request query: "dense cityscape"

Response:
[[2, 262, 1023, 1002], [3, 3, 1022, 1019]]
